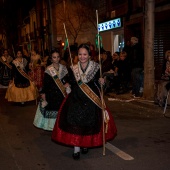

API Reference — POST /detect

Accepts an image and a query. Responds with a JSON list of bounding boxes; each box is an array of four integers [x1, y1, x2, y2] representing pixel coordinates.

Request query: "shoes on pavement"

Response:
[[72, 152, 80, 160], [81, 148, 88, 154], [20, 102, 25, 107]]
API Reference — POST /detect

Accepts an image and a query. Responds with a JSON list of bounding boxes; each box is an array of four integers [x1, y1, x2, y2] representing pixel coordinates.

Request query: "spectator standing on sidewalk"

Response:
[[123, 40, 131, 61], [161, 50, 170, 80], [101, 51, 112, 73], [116, 51, 131, 94], [129, 37, 144, 98]]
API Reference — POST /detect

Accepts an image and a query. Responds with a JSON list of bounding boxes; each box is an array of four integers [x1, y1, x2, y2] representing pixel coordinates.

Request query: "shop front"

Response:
[[98, 17, 124, 54]]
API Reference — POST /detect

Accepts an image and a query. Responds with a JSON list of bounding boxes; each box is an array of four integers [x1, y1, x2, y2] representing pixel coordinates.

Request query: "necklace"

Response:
[[79, 61, 90, 82], [53, 64, 59, 71], [80, 61, 89, 73]]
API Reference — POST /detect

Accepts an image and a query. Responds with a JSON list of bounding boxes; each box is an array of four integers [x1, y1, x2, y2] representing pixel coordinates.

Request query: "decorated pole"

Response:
[[12, 44, 15, 57], [28, 32, 32, 54], [64, 19, 106, 155], [96, 9, 106, 156], [63, 23, 73, 67]]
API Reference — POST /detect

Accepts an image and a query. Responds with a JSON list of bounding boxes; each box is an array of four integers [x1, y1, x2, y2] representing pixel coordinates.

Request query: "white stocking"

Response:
[[74, 146, 80, 153]]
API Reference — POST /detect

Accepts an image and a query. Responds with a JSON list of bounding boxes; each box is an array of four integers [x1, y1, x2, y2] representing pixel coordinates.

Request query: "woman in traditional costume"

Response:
[[28, 50, 44, 91], [5, 49, 38, 104], [0, 49, 13, 86], [33, 49, 71, 131], [52, 44, 117, 160]]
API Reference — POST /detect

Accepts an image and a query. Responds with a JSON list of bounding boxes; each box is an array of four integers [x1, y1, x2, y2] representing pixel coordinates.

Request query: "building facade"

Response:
[[17, 0, 170, 79], [98, 0, 170, 79]]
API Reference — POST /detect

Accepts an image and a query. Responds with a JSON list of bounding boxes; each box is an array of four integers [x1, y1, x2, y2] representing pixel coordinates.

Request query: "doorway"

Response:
[[113, 34, 124, 52]]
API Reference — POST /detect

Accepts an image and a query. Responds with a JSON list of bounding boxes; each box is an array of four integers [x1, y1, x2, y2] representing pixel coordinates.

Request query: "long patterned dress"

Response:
[[28, 53, 45, 91], [52, 60, 117, 147], [33, 64, 70, 131], [5, 58, 38, 102], [0, 55, 13, 86]]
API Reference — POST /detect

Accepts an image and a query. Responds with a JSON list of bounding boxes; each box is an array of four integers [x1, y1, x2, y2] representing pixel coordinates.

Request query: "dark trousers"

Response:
[[131, 68, 144, 96]]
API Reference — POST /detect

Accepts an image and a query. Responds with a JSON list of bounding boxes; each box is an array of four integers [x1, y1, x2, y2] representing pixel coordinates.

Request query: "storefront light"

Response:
[[98, 18, 121, 32]]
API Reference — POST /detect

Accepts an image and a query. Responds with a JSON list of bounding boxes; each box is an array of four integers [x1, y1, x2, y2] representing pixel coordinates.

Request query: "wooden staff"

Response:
[[28, 32, 32, 52], [63, 21, 106, 155], [63, 23, 74, 68], [12, 44, 15, 58], [96, 9, 106, 156]]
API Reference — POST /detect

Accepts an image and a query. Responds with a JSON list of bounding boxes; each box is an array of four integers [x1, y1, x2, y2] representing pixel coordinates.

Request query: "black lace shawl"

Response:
[[11, 58, 30, 88], [41, 72, 69, 111], [59, 66, 103, 135]]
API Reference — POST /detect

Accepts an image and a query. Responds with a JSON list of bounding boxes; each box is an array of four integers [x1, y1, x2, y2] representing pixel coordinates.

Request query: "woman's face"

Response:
[[51, 52, 60, 64], [101, 53, 107, 60], [119, 53, 126, 60], [3, 50, 8, 56], [78, 47, 90, 64], [112, 53, 119, 60], [17, 51, 22, 58], [31, 51, 36, 56]]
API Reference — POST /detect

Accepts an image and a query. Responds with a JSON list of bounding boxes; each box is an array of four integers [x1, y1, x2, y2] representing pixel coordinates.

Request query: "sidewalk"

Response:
[[104, 91, 169, 118], [106, 91, 155, 103]]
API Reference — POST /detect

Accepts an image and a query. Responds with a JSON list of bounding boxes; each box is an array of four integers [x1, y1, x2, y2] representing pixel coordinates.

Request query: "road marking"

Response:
[[106, 142, 134, 160], [108, 97, 135, 102]]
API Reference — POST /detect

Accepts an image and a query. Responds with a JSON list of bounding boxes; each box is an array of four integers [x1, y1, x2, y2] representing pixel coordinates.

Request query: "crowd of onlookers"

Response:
[[59, 38, 145, 98], [99, 37, 144, 98]]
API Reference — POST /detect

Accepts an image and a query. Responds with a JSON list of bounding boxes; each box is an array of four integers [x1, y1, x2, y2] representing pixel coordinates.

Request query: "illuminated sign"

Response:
[[98, 18, 121, 32]]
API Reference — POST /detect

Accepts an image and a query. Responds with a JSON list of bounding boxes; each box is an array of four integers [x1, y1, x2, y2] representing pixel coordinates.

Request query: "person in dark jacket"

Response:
[[129, 37, 144, 97], [116, 51, 131, 94], [101, 51, 112, 73], [103, 52, 120, 94]]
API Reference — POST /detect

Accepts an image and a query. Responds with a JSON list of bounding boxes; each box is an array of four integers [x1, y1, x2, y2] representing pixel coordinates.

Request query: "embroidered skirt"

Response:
[[52, 97, 117, 147], [28, 66, 45, 91], [5, 81, 38, 102], [33, 101, 58, 131]]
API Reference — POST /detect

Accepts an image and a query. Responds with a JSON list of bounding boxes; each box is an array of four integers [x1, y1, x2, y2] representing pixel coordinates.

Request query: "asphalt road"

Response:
[[0, 88, 170, 170]]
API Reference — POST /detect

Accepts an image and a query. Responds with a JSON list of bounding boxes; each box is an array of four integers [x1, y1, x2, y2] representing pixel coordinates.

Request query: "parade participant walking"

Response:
[[0, 49, 13, 86], [33, 49, 71, 131], [28, 50, 44, 91], [5, 49, 38, 105], [52, 44, 117, 160]]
